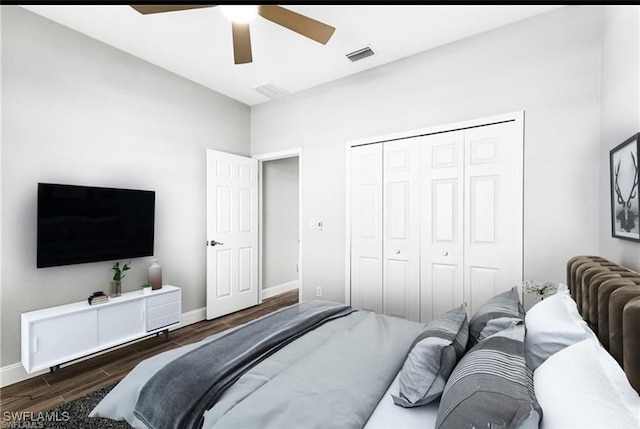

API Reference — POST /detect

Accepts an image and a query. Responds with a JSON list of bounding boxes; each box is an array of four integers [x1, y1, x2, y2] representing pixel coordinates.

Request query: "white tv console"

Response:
[[21, 285, 181, 374]]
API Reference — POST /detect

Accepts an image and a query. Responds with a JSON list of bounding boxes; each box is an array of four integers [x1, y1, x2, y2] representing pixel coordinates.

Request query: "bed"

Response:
[[90, 255, 640, 429]]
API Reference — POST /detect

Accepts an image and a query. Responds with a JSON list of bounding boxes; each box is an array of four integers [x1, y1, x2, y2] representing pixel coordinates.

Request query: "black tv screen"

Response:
[[37, 183, 155, 268]]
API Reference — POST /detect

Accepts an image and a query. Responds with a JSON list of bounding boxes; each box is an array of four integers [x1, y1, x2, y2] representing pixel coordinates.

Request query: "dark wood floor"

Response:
[[0, 290, 299, 419]]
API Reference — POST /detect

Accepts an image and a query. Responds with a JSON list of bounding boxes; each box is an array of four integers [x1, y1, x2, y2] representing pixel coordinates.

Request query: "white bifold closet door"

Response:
[[462, 122, 522, 317], [420, 121, 523, 321], [350, 119, 522, 324], [420, 130, 465, 323], [350, 144, 383, 314], [383, 138, 422, 321], [350, 138, 422, 321]]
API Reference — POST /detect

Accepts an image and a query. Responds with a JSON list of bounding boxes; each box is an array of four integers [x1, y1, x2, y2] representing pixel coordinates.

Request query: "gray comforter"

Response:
[[90, 302, 425, 429], [133, 301, 355, 429]]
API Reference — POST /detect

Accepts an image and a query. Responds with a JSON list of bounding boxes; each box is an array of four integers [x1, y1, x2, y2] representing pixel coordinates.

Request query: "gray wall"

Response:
[[251, 6, 604, 303], [262, 157, 299, 290], [599, 7, 640, 269], [1, 6, 250, 367]]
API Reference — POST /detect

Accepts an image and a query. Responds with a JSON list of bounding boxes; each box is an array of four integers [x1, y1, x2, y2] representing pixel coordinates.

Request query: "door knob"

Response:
[[443, 251, 449, 256], [208, 240, 224, 247], [396, 250, 401, 255]]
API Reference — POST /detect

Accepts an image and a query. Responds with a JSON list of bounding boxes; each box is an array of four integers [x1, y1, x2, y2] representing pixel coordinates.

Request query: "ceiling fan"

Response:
[[130, 4, 336, 65]]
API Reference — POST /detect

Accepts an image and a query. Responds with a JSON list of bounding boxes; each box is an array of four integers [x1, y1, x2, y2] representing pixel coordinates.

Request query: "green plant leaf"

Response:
[[111, 261, 131, 281]]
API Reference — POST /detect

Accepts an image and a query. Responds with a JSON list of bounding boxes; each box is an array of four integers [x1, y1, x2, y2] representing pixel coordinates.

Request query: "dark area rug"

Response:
[[11, 383, 132, 429]]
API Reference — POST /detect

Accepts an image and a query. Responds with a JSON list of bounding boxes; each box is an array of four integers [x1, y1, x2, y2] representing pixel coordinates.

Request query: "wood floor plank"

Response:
[[42, 368, 110, 396], [99, 342, 180, 377], [4, 369, 107, 405], [172, 323, 232, 346], [1, 376, 48, 398], [44, 347, 134, 380], [1, 391, 66, 417], [61, 376, 123, 403], [213, 306, 265, 326], [6, 394, 66, 421], [0, 290, 299, 416], [226, 309, 270, 326]]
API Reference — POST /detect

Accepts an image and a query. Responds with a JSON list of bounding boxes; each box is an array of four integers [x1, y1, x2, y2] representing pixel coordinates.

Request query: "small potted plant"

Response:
[[141, 282, 153, 295], [522, 280, 557, 309], [522, 280, 557, 299], [110, 261, 131, 297]]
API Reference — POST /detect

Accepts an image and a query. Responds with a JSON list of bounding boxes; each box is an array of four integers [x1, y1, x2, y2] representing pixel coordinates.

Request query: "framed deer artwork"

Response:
[[610, 132, 640, 241]]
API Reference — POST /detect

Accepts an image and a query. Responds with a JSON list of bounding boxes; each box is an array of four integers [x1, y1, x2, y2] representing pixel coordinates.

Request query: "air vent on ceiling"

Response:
[[253, 82, 290, 100], [346, 46, 375, 62]]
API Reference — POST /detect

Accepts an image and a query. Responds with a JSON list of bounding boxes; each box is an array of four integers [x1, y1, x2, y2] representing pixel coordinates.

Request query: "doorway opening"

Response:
[[255, 149, 302, 302]]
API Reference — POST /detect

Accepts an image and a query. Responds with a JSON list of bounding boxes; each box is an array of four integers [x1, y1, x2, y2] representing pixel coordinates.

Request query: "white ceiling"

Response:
[[21, 4, 563, 106]]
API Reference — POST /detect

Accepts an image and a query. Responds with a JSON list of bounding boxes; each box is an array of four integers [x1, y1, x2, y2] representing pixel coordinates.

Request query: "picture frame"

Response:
[[610, 132, 640, 241]]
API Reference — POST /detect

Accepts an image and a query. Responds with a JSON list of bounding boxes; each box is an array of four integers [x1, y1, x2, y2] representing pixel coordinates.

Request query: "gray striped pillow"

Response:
[[468, 286, 525, 349], [392, 305, 468, 407], [436, 320, 542, 429]]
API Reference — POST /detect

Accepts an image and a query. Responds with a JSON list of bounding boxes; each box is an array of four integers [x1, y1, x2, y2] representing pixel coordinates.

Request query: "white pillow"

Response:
[[534, 337, 640, 429], [554, 283, 569, 294], [524, 290, 593, 370]]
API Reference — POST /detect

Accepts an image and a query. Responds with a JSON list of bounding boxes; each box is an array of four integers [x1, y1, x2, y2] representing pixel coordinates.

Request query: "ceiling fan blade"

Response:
[[232, 22, 253, 64], [258, 5, 335, 45], [130, 5, 216, 15]]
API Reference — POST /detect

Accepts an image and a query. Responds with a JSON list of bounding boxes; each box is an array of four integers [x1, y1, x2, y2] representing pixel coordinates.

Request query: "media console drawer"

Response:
[[146, 290, 181, 331], [147, 290, 180, 308], [147, 301, 180, 320], [147, 312, 181, 331], [21, 285, 181, 374]]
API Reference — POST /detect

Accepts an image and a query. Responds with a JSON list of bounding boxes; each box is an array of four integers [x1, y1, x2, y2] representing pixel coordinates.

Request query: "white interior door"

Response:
[[464, 121, 523, 316], [421, 130, 465, 323], [350, 144, 383, 313], [206, 149, 258, 319], [383, 138, 421, 322]]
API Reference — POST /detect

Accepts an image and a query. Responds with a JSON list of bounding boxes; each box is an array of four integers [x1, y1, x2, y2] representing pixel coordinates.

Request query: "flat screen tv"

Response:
[[37, 183, 155, 268]]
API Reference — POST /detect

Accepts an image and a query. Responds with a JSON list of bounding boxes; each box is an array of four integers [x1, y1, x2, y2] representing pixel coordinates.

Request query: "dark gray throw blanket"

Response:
[[132, 300, 355, 429]]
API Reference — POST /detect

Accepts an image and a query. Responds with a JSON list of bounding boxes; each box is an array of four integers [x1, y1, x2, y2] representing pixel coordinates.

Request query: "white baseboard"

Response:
[[179, 306, 206, 327], [261, 280, 300, 300], [0, 363, 48, 388], [0, 306, 207, 388]]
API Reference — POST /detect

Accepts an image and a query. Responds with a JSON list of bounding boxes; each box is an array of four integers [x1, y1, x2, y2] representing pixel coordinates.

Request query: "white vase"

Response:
[[148, 258, 162, 290]]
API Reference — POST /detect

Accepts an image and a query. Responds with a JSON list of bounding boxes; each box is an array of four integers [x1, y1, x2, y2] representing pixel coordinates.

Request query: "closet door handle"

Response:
[[207, 240, 224, 247], [443, 251, 449, 256]]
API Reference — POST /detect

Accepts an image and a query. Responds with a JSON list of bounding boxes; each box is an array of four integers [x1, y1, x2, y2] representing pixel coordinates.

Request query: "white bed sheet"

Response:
[[364, 372, 439, 429]]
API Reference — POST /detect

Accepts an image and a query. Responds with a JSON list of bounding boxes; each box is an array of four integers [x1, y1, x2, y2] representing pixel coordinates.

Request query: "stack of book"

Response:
[[88, 291, 109, 305]]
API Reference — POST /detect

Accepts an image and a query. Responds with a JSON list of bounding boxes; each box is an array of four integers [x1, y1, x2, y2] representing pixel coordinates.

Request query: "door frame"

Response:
[[344, 111, 524, 306], [253, 148, 303, 304]]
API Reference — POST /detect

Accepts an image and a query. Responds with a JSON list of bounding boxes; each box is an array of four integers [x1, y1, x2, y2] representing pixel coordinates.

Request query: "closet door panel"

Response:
[[469, 266, 500, 312], [431, 263, 458, 318], [464, 121, 523, 316], [384, 139, 421, 322], [470, 176, 498, 244], [387, 259, 409, 318], [350, 144, 383, 313], [421, 131, 465, 323]]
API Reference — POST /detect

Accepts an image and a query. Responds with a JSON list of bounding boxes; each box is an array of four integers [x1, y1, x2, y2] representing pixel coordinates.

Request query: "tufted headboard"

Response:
[[567, 256, 640, 394]]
